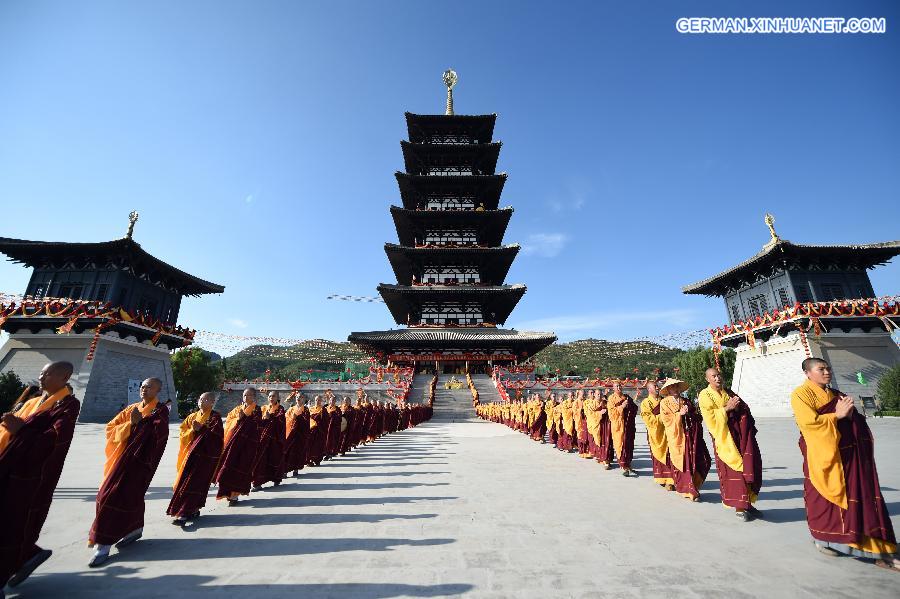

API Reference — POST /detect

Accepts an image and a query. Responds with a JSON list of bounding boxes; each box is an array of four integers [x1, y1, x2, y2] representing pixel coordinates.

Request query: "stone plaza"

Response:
[[9, 410, 900, 598]]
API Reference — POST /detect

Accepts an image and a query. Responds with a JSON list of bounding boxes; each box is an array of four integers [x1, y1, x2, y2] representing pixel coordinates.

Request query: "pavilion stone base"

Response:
[[730, 329, 900, 417], [0, 330, 176, 423]]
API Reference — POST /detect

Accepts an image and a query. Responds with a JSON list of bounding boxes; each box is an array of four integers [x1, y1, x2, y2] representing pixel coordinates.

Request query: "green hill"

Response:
[[216, 338, 683, 381]]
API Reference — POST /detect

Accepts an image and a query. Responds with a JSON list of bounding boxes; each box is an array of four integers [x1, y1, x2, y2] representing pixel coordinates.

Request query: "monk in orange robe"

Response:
[[88, 377, 169, 567], [306, 396, 326, 465], [639, 381, 674, 490], [594, 392, 614, 467], [215, 388, 261, 505], [699, 368, 763, 521], [166, 392, 223, 525], [659, 378, 710, 501], [544, 395, 558, 447], [0, 361, 80, 589], [606, 381, 638, 477], [791, 358, 898, 570], [251, 390, 286, 491], [283, 394, 310, 477]]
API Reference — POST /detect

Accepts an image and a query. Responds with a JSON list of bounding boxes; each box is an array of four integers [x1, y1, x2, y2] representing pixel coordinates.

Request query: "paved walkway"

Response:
[[9, 417, 900, 598]]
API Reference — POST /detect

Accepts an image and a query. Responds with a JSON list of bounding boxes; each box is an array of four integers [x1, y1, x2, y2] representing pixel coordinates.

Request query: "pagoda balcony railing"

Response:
[[409, 322, 498, 329], [414, 242, 487, 249], [412, 280, 487, 287], [424, 167, 481, 176], [421, 135, 481, 145]]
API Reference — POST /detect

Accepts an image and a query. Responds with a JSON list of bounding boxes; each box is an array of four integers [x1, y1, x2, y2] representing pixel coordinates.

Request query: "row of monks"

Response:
[[477, 359, 898, 571], [0, 362, 433, 588]]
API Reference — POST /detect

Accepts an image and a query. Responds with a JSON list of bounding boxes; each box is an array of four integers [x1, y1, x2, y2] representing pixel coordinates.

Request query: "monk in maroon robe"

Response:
[[323, 396, 343, 460], [89, 378, 169, 567], [606, 382, 639, 477], [0, 361, 80, 588], [166, 392, 223, 524], [792, 358, 898, 570], [251, 391, 286, 490], [283, 394, 310, 477], [698, 368, 763, 520], [215, 388, 261, 505], [659, 378, 711, 502], [594, 394, 615, 467], [339, 398, 356, 454], [306, 397, 327, 466]]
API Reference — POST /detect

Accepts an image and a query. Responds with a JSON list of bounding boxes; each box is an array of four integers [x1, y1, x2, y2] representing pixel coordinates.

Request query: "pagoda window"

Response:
[[57, 282, 85, 300], [747, 294, 769, 318], [776, 287, 791, 309], [425, 133, 477, 144], [419, 302, 483, 325], [730, 304, 742, 323], [425, 197, 476, 210], [795, 283, 812, 304], [423, 229, 478, 246], [421, 265, 481, 285], [426, 165, 475, 176], [820, 283, 845, 301], [93, 284, 110, 301]]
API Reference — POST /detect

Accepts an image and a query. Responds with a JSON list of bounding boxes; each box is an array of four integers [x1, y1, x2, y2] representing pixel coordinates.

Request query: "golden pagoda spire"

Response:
[[126, 210, 139, 239], [442, 69, 458, 116]]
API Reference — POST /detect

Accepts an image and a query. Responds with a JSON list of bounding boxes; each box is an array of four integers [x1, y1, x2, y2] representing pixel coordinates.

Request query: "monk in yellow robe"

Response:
[[659, 378, 711, 501], [89, 378, 169, 567], [544, 395, 558, 447], [639, 381, 674, 490], [166, 392, 223, 525], [699, 368, 763, 521], [606, 382, 638, 477], [791, 358, 897, 570]]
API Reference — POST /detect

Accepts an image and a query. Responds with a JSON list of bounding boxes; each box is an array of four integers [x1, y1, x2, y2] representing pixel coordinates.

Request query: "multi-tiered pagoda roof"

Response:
[[349, 74, 555, 365]]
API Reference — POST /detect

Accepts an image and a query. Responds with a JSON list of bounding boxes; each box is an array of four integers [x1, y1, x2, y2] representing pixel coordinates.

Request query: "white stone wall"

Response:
[[730, 329, 900, 417], [0, 330, 176, 423]]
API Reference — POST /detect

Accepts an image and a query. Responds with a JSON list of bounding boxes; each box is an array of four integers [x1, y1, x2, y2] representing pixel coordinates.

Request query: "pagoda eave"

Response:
[[389, 205, 513, 247], [348, 327, 556, 361], [395, 173, 507, 210], [377, 283, 526, 325], [384, 243, 519, 286]]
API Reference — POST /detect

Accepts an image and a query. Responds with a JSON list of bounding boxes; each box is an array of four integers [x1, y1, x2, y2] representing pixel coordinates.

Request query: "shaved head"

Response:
[[39, 361, 73, 394], [802, 358, 828, 372]]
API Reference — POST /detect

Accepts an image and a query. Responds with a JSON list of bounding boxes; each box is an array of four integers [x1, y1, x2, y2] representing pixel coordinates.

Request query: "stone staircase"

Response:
[[431, 374, 477, 422], [408, 373, 433, 404], [470, 373, 500, 404]]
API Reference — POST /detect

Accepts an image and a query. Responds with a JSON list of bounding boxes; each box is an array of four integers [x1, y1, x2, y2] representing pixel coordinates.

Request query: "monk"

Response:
[[306, 396, 326, 466], [88, 377, 169, 567], [791, 358, 898, 570], [583, 391, 606, 464], [215, 387, 261, 505], [166, 392, 223, 525], [574, 393, 591, 458], [283, 394, 310, 477], [659, 378, 711, 501], [545, 395, 558, 447], [639, 381, 674, 490], [251, 390, 286, 491], [531, 397, 547, 442], [0, 361, 80, 588], [699, 367, 763, 521], [595, 392, 615, 468], [606, 381, 638, 477], [340, 397, 355, 455], [559, 395, 575, 452], [323, 396, 343, 460]]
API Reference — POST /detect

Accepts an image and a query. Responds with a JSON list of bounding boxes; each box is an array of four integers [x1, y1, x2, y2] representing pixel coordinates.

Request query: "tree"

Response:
[[0, 370, 26, 413], [672, 347, 736, 399], [876, 364, 900, 411], [172, 347, 223, 418]]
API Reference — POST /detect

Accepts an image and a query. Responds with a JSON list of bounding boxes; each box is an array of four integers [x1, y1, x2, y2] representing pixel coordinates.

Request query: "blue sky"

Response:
[[1, 1, 898, 353]]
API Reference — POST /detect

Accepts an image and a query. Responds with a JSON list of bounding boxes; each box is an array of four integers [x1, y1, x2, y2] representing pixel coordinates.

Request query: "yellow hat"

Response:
[[659, 378, 689, 395]]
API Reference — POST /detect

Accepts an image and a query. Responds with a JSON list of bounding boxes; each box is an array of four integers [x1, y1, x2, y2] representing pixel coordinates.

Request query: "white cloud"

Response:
[[228, 318, 249, 329], [515, 309, 699, 339], [244, 194, 254, 204], [522, 233, 568, 258]]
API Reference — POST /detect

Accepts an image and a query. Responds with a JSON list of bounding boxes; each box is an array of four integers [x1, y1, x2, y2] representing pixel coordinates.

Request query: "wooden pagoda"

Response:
[[350, 71, 556, 372]]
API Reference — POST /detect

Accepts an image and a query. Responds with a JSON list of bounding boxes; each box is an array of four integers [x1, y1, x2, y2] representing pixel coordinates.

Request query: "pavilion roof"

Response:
[[683, 238, 900, 296], [348, 326, 556, 358], [0, 236, 225, 296]]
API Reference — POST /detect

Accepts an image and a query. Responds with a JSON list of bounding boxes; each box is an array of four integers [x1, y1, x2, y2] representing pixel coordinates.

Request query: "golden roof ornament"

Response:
[[442, 69, 458, 116], [763, 213, 783, 247], [126, 210, 139, 239]]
